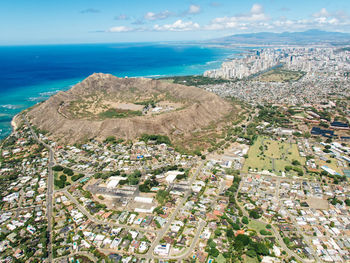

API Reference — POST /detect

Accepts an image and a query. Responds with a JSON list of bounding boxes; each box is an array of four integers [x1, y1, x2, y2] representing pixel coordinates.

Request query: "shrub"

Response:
[[259, 229, 272, 235], [59, 174, 67, 182], [71, 174, 84, 182], [292, 160, 300, 166], [63, 168, 74, 176], [249, 210, 261, 219], [52, 165, 64, 171]]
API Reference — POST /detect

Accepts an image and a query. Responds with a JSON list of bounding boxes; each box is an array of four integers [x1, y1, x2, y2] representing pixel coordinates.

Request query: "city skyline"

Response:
[[1, 0, 350, 45]]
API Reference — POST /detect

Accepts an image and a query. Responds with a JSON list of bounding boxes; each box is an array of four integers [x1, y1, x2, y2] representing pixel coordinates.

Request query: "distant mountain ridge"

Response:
[[212, 29, 350, 45]]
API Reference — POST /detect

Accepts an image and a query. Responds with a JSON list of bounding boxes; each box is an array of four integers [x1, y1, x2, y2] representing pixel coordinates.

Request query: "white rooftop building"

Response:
[[154, 244, 170, 256], [106, 176, 125, 188], [165, 171, 184, 184]]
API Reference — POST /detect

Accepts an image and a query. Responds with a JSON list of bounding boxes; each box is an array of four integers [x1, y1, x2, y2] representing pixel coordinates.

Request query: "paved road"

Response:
[[53, 168, 93, 193], [155, 179, 226, 261], [15, 189, 24, 217], [240, 171, 318, 183], [268, 225, 308, 263], [23, 115, 54, 263], [145, 161, 204, 260], [63, 162, 205, 261], [236, 175, 307, 263], [155, 219, 206, 260], [284, 209, 320, 262]]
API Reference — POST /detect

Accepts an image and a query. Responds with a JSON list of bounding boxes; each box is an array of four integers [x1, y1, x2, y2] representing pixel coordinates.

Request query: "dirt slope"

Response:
[[26, 73, 233, 144]]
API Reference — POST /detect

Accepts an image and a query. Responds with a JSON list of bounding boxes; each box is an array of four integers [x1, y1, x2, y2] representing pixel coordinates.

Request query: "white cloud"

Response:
[[135, 5, 200, 26], [251, 4, 263, 15], [154, 19, 200, 31], [105, 6, 350, 34], [202, 4, 350, 32], [188, 5, 201, 14], [204, 3, 269, 30], [107, 26, 134, 32], [144, 10, 172, 21], [313, 8, 330, 18]]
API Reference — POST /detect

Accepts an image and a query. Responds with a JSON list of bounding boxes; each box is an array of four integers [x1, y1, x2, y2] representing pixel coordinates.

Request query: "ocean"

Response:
[[0, 42, 240, 139]]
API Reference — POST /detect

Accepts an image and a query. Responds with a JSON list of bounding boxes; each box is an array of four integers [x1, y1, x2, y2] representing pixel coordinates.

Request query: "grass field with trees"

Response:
[[243, 136, 306, 175]]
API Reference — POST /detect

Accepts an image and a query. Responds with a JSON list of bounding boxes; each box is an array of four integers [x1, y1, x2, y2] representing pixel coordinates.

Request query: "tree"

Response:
[[246, 249, 257, 258], [226, 229, 234, 238], [128, 177, 139, 185], [140, 134, 171, 145], [104, 136, 116, 144], [59, 174, 67, 182], [52, 165, 64, 171], [249, 210, 261, 219], [156, 190, 169, 204], [209, 248, 219, 257], [193, 149, 202, 156], [139, 184, 151, 193], [71, 174, 84, 182], [292, 160, 300, 166], [283, 237, 290, 245], [232, 223, 240, 230], [132, 170, 142, 177], [303, 132, 311, 138], [208, 240, 216, 248], [330, 198, 337, 206], [54, 179, 65, 189], [214, 229, 221, 237], [345, 199, 350, 206], [234, 240, 244, 253], [256, 242, 269, 255], [242, 216, 249, 224], [235, 234, 251, 246], [260, 229, 272, 235], [63, 168, 74, 176], [285, 166, 292, 172]]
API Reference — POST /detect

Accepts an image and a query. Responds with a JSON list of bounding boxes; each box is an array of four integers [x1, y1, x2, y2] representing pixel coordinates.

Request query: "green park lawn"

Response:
[[244, 256, 259, 263], [243, 136, 306, 175], [247, 220, 266, 233], [216, 254, 227, 263]]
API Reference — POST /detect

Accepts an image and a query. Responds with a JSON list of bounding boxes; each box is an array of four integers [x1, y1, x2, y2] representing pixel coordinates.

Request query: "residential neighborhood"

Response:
[[0, 45, 349, 263]]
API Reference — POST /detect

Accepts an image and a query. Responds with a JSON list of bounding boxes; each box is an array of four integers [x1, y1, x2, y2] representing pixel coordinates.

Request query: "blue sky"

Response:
[[1, 0, 350, 45]]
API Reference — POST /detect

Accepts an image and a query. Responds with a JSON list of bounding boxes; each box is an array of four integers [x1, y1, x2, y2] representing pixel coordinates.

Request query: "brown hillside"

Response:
[[26, 73, 234, 144]]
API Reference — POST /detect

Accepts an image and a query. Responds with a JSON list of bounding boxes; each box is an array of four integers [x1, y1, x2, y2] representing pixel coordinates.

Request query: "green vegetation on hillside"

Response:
[[158, 75, 232, 86], [140, 134, 171, 145], [99, 108, 142, 119]]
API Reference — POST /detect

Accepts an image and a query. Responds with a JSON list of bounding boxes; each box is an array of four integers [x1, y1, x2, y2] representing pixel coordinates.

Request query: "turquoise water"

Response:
[[0, 43, 240, 138]]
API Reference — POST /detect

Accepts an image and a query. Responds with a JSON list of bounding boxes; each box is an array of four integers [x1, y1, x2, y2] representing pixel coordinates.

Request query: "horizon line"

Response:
[[1, 29, 349, 47]]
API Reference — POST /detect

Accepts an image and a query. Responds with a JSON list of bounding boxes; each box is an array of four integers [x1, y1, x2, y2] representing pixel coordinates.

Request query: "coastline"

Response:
[[10, 114, 19, 131], [0, 43, 240, 140]]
